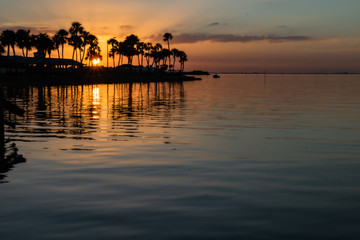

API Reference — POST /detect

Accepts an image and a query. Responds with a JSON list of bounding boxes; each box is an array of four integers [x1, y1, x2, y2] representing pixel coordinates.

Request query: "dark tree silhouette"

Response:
[[85, 34, 102, 66], [1, 30, 17, 56], [107, 37, 118, 67], [56, 29, 68, 59], [52, 34, 62, 59], [1, 22, 190, 71], [16, 29, 31, 57], [69, 22, 84, 61], [171, 48, 180, 72], [0, 44, 5, 56], [33, 33, 53, 59], [178, 51, 187, 72], [123, 34, 139, 65], [80, 30, 93, 64], [163, 32, 173, 69]]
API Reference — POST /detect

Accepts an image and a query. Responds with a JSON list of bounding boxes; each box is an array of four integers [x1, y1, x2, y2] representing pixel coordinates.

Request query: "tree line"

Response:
[[0, 21, 188, 71], [107, 32, 187, 71]]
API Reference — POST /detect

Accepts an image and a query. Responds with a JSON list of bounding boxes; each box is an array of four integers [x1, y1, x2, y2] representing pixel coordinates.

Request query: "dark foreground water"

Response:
[[1, 74, 360, 239]]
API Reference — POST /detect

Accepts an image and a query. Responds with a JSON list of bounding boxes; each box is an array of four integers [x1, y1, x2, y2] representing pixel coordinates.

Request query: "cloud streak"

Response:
[[150, 33, 314, 44], [0, 25, 58, 34]]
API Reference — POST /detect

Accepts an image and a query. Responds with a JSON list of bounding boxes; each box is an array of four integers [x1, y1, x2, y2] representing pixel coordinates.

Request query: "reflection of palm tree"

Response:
[[1, 30, 16, 56], [163, 32, 173, 70]]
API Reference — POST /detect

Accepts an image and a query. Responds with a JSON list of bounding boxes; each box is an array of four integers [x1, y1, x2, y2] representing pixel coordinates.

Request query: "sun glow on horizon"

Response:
[[92, 58, 101, 66]]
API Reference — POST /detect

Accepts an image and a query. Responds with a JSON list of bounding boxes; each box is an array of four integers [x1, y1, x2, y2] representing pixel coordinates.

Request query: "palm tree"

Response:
[[0, 44, 5, 56], [85, 36, 102, 66], [163, 32, 173, 69], [107, 37, 118, 67], [161, 48, 171, 69], [80, 30, 92, 63], [178, 51, 187, 72], [16, 29, 31, 57], [136, 41, 145, 67], [56, 29, 68, 59], [46, 39, 55, 59], [150, 43, 162, 68], [25, 34, 35, 58], [144, 42, 153, 68], [69, 22, 84, 61], [33, 33, 53, 64], [108, 48, 116, 67], [1, 30, 17, 56], [123, 34, 139, 65], [117, 41, 126, 66], [171, 48, 180, 72], [52, 34, 61, 59]]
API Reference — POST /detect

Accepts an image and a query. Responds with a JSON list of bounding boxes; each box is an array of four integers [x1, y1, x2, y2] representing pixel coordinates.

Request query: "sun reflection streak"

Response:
[[91, 87, 100, 119]]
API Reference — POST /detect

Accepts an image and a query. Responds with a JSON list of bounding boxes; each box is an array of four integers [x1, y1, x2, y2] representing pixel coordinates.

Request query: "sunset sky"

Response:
[[1, 0, 359, 73]]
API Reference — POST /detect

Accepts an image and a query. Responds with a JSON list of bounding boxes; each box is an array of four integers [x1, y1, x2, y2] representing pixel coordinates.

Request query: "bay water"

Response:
[[1, 74, 360, 239]]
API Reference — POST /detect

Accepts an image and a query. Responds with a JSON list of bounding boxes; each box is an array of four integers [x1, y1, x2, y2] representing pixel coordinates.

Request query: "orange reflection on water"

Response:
[[91, 87, 100, 119]]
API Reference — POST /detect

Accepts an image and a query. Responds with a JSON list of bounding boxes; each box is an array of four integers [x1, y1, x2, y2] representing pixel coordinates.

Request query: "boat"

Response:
[[213, 74, 220, 78]]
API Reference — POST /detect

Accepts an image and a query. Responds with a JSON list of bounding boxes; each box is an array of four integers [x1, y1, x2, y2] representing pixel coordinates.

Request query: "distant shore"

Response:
[[0, 67, 202, 86]]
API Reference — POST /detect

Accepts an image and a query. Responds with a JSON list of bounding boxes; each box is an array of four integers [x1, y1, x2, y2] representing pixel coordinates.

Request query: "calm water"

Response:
[[1, 74, 360, 239]]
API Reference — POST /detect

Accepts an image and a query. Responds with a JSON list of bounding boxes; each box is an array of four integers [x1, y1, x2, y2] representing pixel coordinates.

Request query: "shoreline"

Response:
[[0, 68, 202, 86]]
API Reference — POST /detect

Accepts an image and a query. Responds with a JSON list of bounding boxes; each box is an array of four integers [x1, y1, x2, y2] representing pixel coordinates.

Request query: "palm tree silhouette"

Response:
[[123, 34, 139, 65], [144, 42, 153, 68], [171, 48, 180, 72], [52, 34, 62, 59], [150, 43, 163, 68], [16, 29, 31, 57], [136, 41, 145, 67], [55, 29, 68, 59], [69, 22, 84, 61], [178, 51, 187, 72], [0, 43, 5, 56], [85, 35, 102, 66], [1, 30, 16, 56], [161, 48, 171, 70], [80, 30, 92, 64], [33, 33, 53, 65], [107, 37, 118, 67], [163, 32, 173, 70]]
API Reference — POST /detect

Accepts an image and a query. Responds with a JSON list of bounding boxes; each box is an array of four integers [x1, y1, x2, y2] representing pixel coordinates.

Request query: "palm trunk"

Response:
[[11, 45, 16, 57], [173, 58, 176, 71], [118, 54, 121, 67], [72, 48, 75, 61], [80, 47, 86, 63]]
